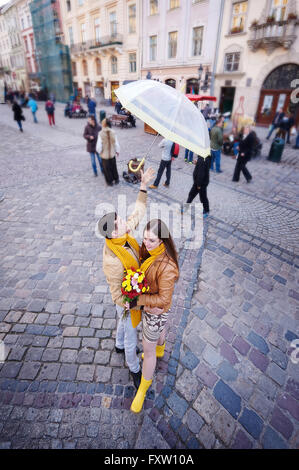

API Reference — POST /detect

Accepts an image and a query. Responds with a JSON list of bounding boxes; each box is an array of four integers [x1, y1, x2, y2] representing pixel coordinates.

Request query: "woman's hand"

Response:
[[140, 167, 155, 187]]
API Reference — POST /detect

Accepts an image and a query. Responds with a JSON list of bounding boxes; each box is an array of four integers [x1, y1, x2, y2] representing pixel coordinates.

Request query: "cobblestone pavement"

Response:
[[0, 103, 298, 449]]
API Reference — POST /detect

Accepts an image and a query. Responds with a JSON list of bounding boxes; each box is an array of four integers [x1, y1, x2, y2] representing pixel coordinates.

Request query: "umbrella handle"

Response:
[[129, 158, 145, 173]]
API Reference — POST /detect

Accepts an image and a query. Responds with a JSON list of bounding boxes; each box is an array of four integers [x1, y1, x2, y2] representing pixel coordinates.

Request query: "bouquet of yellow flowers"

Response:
[[121, 267, 149, 318]]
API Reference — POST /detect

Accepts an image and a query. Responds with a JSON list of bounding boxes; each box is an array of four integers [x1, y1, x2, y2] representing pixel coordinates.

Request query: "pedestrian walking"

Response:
[[12, 99, 24, 132], [28, 96, 38, 123], [202, 103, 212, 120], [128, 218, 179, 413], [232, 125, 257, 183], [293, 126, 299, 149], [45, 98, 55, 126], [210, 116, 224, 173], [149, 139, 173, 189], [83, 114, 103, 177], [184, 148, 194, 164], [97, 118, 120, 186], [278, 113, 295, 144], [266, 108, 285, 139], [87, 97, 97, 122], [96, 168, 155, 390], [184, 154, 211, 217]]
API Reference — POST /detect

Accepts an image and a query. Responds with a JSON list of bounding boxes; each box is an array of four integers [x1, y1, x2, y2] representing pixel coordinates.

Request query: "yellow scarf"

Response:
[[140, 242, 166, 273], [106, 234, 141, 327]]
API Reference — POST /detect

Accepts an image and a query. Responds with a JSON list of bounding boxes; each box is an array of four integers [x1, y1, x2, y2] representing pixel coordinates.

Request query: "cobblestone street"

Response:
[[0, 102, 298, 449]]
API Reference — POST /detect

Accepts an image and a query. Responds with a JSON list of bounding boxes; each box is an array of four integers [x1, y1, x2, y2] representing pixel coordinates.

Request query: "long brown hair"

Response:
[[140, 219, 179, 271]]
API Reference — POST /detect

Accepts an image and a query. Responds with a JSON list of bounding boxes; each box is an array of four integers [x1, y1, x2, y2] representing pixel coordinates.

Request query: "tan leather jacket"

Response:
[[102, 190, 147, 307], [137, 253, 179, 312]]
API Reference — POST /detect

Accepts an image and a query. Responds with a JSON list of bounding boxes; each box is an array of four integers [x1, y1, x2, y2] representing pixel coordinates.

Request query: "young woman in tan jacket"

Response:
[[127, 219, 179, 413]]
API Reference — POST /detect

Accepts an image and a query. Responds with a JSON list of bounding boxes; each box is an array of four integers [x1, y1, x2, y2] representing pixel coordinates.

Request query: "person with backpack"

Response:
[[149, 139, 177, 189], [45, 98, 55, 126]]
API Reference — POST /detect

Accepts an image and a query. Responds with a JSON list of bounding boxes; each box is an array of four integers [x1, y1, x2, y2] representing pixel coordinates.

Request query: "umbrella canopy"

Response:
[[115, 80, 210, 158]]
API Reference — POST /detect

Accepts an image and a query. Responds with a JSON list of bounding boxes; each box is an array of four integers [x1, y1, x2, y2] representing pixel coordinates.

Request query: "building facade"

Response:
[[141, 0, 222, 98], [214, 0, 299, 126], [59, 0, 141, 104], [0, 5, 13, 89], [16, 0, 38, 92], [1, 0, 26, 91]]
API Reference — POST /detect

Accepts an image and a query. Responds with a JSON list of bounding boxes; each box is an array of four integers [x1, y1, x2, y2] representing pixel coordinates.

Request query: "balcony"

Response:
[[70, 34, 123, 55], [248, 17, 298, 54]]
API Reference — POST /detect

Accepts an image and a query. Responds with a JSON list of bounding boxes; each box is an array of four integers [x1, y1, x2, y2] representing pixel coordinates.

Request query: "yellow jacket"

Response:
[[102, 190, 147, 308]]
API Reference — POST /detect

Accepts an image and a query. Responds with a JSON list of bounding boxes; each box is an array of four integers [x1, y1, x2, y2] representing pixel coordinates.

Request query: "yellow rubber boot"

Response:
[[130, 375, 152, 414], [142, 343, 165, 360]]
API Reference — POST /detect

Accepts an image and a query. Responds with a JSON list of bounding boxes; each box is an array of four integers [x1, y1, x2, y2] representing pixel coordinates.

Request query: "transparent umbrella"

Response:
[[115, 80, 211, 166]]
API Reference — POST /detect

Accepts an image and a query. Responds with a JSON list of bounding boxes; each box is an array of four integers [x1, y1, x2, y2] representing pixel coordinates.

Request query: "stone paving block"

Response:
[[167, 392, 188, 419], [267, 362, 287, 386], [249, 390, 272, 419], [181, 350, 199, 370], [176, 369, 202, 402], [37, 363, 60, 381], [270, 346, 288, 370], [212, 409, 236, 446], [239, 408, 263, 440], [91, 305, 104, 317], [94, 350, 111, 365], [277, 393, 299, 421], [111, 368, 129, 385], [262, 426, 288, 449], [217, 361, 238, 382], [41, 348, 61, 362], [213, 380, 241, 419], [193, 388, 220, 425], [62, 327, 79, 337], [218, 324, 235, 343], [95, 366, 112, 383], [192, 306, 208, 320], [198, 424, 216, 449], [247, 331, 270, 355], [202, 345, 222, 368], [232, 336, 251, 356], [249, 348, 269, 373], [27, 300, 46, 313], [219, 341, 239, 366], [231, 429, 253, 449], [62, 337, 81, 349], [45, 302, 62, 314], [60, 349, 77, 363], [270, 407, 294, 440], [77, 348, 95, 364], [0, 362, 22, 379], [285, 378, 299, 401], [195, 362, 218, 389], [18, 362, 41, 380]]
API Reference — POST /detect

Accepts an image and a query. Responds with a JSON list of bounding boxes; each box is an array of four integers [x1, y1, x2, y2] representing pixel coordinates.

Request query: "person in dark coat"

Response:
[[266, 108, 285, 139], [183, 154, 211, 217], [87, 98, 97, 123], [83, 115, 103, 176], [12, 100, 24, 132], [277, 113, 295, 144], [232, 126, 257, 183]]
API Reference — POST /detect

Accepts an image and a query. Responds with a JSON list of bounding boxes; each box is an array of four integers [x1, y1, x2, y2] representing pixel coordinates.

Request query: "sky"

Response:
[[0, 0, 10, 7]]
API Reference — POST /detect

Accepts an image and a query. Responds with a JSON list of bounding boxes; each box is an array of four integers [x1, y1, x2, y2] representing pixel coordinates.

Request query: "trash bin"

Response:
[[99, 110, 106, 123], [268, 137, 284, 163]]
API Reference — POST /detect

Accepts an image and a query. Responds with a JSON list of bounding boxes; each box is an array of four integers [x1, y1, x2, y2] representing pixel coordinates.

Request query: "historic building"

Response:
[[214, 0, 299, 126], [140, 0, 222, 96], [16, 0, 38, 92], [60, 0, 141, 104]]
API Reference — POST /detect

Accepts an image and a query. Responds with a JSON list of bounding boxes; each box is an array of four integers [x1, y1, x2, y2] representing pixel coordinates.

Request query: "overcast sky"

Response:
[[0, 0, 9, 8]]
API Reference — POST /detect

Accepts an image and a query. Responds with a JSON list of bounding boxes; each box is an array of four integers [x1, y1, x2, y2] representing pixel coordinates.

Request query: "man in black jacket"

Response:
[[83, 115, 103, 176], [183, 155, 211, 217]]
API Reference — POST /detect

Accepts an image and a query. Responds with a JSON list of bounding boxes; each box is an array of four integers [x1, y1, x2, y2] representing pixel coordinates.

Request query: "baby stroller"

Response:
[[123, 158, 144, 184]]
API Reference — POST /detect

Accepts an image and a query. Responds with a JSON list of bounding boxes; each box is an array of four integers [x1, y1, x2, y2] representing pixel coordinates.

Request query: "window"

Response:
[[270, 0, 288, 21], [149, 35, 157, 61], [94, 18, 100, 43], [192, 26, 203, 56], [95, 58, 101, 75], [24, 37, 28, 52], [150, 0, 158, 15], [128, 4, 136, 33], [27, 57, 32, 73], [111, 56, 117, 74], [82, 59, 88, 75], [129, 52, 136, 72], [165, 78, 176, 88], [168, 31, 177, 58], [231, 1, 248, 33], [224, 52, 240, 72], [110, 12, 117, 37], [69, 26, 74, 45], [81, 23, 86, 43], [170, 0, 179, 9], [66, 0, 71, 12], [72, 61, 77, 76], [21, 18, 25, 29]]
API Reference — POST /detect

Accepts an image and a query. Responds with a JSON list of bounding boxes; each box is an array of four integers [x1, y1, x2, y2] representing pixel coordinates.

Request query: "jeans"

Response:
[[115, 305, 140, 373], [186, 183, 209, 213], [16, 120, 23, 131], [153, 160, 171, 186], [266, 124, 277, 139], [32, 111, 38, 123], [296, 132, 299, 148], [48, 113, 55, 126], [90, 152, 104, 176], [185, 149, 193, 162], [210, 149, 221, 172], [233, 142, 239, 157]]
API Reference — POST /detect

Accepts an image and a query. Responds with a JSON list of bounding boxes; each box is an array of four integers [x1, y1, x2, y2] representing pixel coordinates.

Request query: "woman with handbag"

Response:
[[12, 99, 24, 132], [127, 219, 179, 413], [97, 118, 120, 186]]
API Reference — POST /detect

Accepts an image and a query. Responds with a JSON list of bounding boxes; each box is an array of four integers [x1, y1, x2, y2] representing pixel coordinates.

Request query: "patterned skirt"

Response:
[[142, 311, 169, 343]]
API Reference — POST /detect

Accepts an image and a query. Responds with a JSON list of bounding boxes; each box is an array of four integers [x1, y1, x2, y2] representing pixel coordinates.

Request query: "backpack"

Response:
[[171, 142, 180, 158]]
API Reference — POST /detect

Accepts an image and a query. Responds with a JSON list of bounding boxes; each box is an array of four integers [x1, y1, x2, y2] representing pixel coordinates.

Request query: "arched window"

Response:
[[165, 78, 176, 88], [82, 59, 88, 76], [111, 56, 117, 74], [95, 58, 101, 75], [186, 78, 199, 95]]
